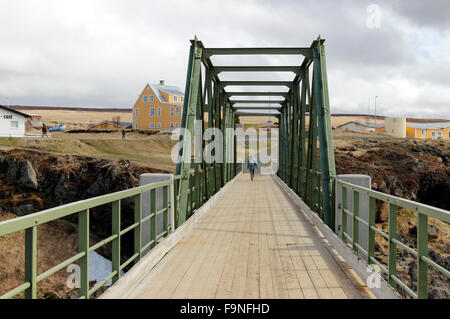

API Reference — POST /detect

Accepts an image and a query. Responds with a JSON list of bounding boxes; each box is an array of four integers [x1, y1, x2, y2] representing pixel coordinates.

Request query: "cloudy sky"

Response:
[[0, 0, 449, 118]]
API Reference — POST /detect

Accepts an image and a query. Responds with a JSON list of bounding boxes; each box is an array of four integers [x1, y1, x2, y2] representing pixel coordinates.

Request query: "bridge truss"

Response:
[[176, 37, 336, 229]]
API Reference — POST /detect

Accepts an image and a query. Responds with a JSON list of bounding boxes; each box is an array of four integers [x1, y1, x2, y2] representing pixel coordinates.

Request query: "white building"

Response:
[[0, 105, 31, 137], [384, 117, 406, 138]]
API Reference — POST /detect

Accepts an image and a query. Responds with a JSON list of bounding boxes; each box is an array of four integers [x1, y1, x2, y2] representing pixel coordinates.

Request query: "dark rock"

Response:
[[0, 155, 5, 164], [19, 160, 38, 190], [14, 203, 35, 216], [408, 224, 439, 240], [6, 159, 19, 182], [347, 152, 353, 157], [350, 146, 357, 152], [428, 224, 439, 240]]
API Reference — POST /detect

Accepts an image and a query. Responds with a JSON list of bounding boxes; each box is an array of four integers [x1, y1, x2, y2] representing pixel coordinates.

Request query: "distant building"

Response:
[[88, 121, 132, 130], [132, 81, 184, 130], [406, 122, 450, 140], [0, 105, 31, 137], [337, 121, 384, 133], [28, 114, 42, 122], [384, 117, 406, 138]]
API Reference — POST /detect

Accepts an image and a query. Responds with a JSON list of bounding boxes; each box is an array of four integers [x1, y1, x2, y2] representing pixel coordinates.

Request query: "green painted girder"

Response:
[[230, 100, 284, 105], [225, 92, 289, 98], [203, 47, 313, 59], [235, 112, 280, 117], [232, 106, 282, 110], [220, 81, 293, 88], [214, 66, 302, 74]]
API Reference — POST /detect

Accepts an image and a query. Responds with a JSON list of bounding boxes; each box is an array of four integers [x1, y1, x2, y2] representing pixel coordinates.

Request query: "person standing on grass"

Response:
[[42, 124, 49, 138], [122, 127, 126, 140], [247, 155, 258, 181]]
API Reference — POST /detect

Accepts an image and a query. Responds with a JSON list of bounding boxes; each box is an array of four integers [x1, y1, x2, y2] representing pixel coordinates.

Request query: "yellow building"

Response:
[[406, 122, 450, 140], [132, 81, 184, 129]]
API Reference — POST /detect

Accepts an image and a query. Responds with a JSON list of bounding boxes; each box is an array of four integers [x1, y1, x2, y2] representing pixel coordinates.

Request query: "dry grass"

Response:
[[16, 108, 132, 130], [0, 132, 177, 171], [0, 213, 99, 298]]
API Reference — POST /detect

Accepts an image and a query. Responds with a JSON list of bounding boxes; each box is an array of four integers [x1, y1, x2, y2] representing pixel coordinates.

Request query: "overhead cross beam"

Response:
[[214, 66, 302, 74], [226, 92, 290, 98], [203, 47, 313, 59], [230, 100, 284, 105], [220, 81, 293, 89]]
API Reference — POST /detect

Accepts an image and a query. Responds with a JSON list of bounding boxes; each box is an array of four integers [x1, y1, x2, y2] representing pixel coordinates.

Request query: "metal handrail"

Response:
[[337, 179, 450, 299]]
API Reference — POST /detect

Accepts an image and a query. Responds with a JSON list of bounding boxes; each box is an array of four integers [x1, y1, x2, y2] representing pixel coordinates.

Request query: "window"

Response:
[[10, 120, 18, 128], [135, 123, 138, 129], [157, 123, 161, 129], [170, 107, 174, 116], [174, 96, 178, 102], [175, 122, 179, 128], [143, 96, 147, 102], [150, 107, 155, 117], [170, 122, 174, 128], [432, 131, 436, 139], [135, 109, 138, 117], [157, 108, 161, 117], [150, 123, 155, 129], [181, 96, 184, 102], [438, 131, 442, 139], [175, 107, 179, 116], [148, 95, 154, 102]]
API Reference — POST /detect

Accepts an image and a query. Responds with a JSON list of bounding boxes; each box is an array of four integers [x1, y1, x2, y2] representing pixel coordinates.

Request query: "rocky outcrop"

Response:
[[0, 149, 170, 262]]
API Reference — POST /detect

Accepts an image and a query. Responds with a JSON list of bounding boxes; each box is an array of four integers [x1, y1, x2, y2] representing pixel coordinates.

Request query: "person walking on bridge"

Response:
[[247, 155, 258, 181], [122, 127, 126, 140]]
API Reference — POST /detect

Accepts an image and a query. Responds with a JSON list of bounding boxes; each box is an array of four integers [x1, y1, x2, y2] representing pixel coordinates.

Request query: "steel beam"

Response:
[[203, 47, 313, 59], [233, 106, 282, 110], [214, 66, 302, 74], [220, 81, 293, 88], [230, 100, 284, 105], [226, 92, 289, 98]]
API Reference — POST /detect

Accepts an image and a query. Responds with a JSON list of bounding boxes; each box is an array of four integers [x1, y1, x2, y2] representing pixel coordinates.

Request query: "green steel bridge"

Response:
[[0, 38, 449, 300]]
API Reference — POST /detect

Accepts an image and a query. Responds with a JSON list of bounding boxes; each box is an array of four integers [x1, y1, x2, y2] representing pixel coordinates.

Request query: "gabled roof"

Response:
[[406, 122, 450, 130], [0, 105, 31, 118], [88, 121, 132, 129], [148, 83, 184, 105], [338, 121, 384, 128]]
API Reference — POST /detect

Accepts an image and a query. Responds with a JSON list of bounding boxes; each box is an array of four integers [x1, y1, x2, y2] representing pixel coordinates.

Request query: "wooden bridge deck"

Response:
[[128, 174, 375, 299]]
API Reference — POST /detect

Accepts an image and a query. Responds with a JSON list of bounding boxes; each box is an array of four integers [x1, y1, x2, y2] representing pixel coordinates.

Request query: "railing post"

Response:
[[352, 191, 359, 253], [78, 209, 89, 298], [112, 200, 121, 284], [368, 197, 376, 264], [134, 194, 142, 265], [24, 226, 37, 299], [163, 185, 169, 235], [388, 203, 397, 289], [341, 186, 347, 243], [417, 212, 428, 299], [150, 189, 156, 248]]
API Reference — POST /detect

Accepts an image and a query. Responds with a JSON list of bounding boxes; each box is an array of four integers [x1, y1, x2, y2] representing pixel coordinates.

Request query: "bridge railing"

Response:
[[0, 162, 244, 300], [0, 178, 175, 299], [337, 179, 450, 299]]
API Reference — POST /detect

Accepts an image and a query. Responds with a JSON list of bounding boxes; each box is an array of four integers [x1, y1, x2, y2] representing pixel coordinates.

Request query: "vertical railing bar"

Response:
[[78, 209, 89, 299], [352, 191, 359, 253], [388, 203, 397, 289], [417, 211, 428, 299], [342, 186, 347, 243], [150, 189, 156, 248], [163, 185, 169, 236], [134, 193, 142, 265], [24, 226, 37, 299], [368, 197, 376, 264], [112, 200, 121, 284]]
